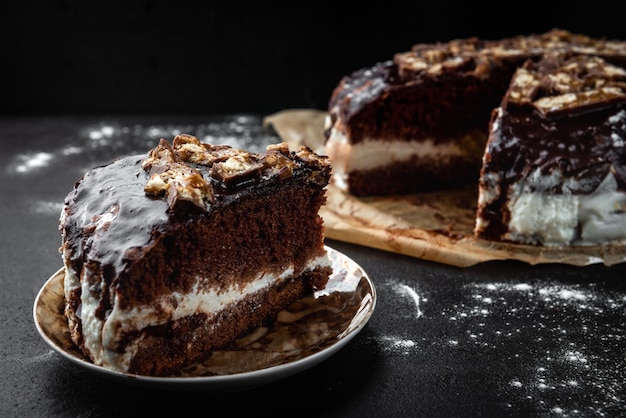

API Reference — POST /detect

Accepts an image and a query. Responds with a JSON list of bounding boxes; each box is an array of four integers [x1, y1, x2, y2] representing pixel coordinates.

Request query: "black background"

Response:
[[3, 4, 626, 416], [2, 1, 625, 116]]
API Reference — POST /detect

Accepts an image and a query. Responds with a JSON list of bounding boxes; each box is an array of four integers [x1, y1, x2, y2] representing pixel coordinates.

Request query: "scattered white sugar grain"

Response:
[[14, 152, 53, 173], [16, 350, 57, 364], [395, 283, 423, 319], [101, 126, 114, 136], [147, 126, 164, 137], [378, 335, 417, 354], [565, 350, 588, 364], [393, 339, 416, 349], [89, 125, 115, 140], [539, 287, 587, 301], [426, 280, 626, 414], [33, 200, 65, 215], [11, 119, 277, 179], [61, 146, 83, 156]]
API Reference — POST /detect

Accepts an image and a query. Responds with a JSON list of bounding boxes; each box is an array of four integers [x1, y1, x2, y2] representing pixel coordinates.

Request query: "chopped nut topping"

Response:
[[172, 134, 239, 165], [142, 138, 214, 211], [211, 153, 264, 186], [507, 68, 541, 105], [165, 173, 213, 212], [141, 135, 330, 211], [534, 87, 626, 116], [506, 54, 626, 117], [259, 145, 294, 181], [294, 145, 333, 186], [394, 29, 626, 84]]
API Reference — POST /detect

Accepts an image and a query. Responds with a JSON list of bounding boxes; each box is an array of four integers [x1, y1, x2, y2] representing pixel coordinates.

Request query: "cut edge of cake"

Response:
[[475, 53, 626, 246]]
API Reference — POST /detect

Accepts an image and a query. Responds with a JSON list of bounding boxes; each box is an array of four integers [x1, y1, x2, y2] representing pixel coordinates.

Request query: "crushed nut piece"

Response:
[[142, 137, 215, 211], [141, 136, 330, 210], [504, 54, 626, 117]]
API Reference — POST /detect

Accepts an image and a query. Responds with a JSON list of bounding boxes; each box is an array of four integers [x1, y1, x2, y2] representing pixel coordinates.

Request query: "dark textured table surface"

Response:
[[2, 115, 625, 418]]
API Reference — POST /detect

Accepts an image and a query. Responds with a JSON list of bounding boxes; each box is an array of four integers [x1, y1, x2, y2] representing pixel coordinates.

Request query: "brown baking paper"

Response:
[[264, 109, 626, 267]]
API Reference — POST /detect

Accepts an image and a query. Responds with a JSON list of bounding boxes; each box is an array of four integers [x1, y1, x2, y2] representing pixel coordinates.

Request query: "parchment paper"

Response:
[[264, 109, 626, 267]]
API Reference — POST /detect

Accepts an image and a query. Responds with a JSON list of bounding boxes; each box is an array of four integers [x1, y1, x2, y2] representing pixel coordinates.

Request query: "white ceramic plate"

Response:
[[33, 246, 375, 391]]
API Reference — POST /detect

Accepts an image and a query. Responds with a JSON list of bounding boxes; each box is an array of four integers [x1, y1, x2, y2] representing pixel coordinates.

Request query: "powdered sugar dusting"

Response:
[[449, 280, 625, 415], [12, 152, 53, 173], [379, 335, 417, 354], [376, 276, 626, 415], [374, 281, 424, 355], [395, 283, 424, 319], [32, 201, 65, 215], [7, 116, 279, 176]]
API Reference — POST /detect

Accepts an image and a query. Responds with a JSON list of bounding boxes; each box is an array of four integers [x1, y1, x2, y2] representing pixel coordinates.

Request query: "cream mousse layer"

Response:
[[476, 170, 626, 246], [324, 126, 467, 192], [63, 253, 331, 373]]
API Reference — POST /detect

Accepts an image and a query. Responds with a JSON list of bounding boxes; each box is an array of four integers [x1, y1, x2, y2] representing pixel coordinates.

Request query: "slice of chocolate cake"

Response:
[[474, 53, 626, 245], [59, 134, 333, 376]]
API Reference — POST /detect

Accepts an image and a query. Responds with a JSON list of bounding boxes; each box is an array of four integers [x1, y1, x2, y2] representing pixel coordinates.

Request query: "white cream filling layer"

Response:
[[325, 126, 465, 192], [480, 169, 626, 245], [64, 253, 332, 373]]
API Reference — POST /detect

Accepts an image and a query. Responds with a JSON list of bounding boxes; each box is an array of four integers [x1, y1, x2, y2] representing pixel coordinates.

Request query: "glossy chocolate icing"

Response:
[[476, 53, 626, 242], [489, 54, 626, 183]]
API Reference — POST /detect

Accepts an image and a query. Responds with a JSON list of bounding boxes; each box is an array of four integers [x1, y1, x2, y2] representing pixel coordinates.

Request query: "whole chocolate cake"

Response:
[[324, 29, 626, 246], [59, 134, 333, 376]]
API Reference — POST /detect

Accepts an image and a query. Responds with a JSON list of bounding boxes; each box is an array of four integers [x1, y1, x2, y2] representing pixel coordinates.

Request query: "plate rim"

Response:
[[33, 245, 376, 390]]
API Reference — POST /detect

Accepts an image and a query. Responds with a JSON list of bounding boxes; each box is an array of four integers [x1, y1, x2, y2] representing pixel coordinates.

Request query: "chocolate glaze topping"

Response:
[[484, 54, 626, 192], [477, 53, 626, 239]]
